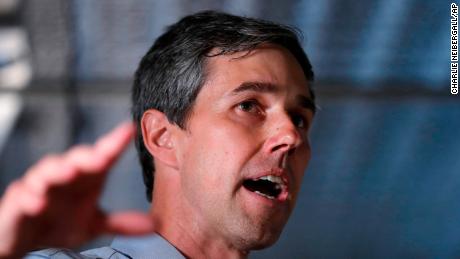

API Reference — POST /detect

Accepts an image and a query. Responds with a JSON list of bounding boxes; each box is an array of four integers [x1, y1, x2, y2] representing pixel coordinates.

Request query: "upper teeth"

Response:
[[259, 175, 284, 185]]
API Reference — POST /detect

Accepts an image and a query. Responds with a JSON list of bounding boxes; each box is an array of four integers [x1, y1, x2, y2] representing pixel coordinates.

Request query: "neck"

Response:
[[150, 167, 249, 259]]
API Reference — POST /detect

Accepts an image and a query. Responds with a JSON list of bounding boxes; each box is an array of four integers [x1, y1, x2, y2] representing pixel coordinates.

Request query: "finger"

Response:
[[23, 155, 71, 194], [98, 211, 155, 236], [16, 182, 47, 217], [0, 181, 46, 222], [94, 122, 135, 166], [26, 155, 63, 181], [23, 158, 83, 204], [63, 145, 103, 174], [62, 122, 134, 175], [0, 181, 43, 258]]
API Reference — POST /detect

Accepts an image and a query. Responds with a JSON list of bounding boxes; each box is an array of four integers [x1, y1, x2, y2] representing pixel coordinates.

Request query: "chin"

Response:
[[235, 222, 285, 251], [249, 234, 281, 250]]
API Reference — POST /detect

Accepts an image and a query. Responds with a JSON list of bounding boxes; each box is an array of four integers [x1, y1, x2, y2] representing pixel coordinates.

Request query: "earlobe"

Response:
[[141, 109, 178, 169]]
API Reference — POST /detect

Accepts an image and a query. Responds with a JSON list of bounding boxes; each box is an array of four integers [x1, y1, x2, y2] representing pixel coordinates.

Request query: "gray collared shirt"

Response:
[[25, 234, 185, 259]]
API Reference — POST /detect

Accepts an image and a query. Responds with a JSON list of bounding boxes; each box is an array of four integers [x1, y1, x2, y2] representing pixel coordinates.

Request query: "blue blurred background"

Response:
[[0, 0, 457, 258]]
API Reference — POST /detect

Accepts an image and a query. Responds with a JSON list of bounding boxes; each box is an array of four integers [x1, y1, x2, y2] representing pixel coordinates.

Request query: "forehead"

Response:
[[201, 45, 311, 99]]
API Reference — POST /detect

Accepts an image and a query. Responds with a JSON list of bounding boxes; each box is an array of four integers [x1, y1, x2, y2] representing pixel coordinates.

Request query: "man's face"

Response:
[[173, 45, 314, 249]]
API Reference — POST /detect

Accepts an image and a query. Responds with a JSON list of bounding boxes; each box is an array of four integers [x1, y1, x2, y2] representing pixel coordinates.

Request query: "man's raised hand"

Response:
[[0, 122, 154, 259]]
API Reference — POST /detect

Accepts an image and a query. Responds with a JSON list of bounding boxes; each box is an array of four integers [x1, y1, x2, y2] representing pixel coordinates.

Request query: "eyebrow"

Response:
[[297, 95, 316, 114], [229, 81, 316, 113], [230, 82, 279, 94]]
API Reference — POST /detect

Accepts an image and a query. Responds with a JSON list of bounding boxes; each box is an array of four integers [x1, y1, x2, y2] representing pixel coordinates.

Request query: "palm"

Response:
[[0, 123, 154, 258]]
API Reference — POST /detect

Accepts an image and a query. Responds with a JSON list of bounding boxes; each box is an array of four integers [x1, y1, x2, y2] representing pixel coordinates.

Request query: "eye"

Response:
[[238, 100, 262, 114], [291, 113, 308, 129]]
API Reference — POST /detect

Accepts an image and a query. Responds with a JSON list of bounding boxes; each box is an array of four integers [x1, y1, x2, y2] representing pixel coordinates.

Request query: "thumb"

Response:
[[99, 211, 155, 236]]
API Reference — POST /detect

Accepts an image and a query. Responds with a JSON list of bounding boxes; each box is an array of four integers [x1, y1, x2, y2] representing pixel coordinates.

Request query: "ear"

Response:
[[141, 109, 178, 169]]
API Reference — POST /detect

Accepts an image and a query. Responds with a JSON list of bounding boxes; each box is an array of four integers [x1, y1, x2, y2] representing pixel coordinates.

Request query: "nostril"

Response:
[[271, 143, 288, 153], [265, 128, 301, 155]]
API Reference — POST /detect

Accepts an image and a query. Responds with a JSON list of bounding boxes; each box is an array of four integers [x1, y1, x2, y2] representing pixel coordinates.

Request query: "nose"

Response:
[[263, 114, 304, 155]]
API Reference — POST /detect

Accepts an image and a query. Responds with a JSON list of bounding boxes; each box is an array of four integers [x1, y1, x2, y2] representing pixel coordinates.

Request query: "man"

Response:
[[0, 10, 316, 258]]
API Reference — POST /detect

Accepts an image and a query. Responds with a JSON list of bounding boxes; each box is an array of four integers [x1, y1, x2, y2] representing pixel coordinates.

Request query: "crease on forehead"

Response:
[[199, 45, 314, 109], [203, 44, 291, 79]]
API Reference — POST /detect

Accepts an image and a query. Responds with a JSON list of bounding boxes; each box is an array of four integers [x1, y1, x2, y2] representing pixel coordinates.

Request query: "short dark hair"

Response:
[[132, 10, 315, 202]]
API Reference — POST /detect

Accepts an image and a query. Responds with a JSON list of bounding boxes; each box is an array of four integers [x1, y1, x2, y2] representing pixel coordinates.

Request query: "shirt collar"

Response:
[[111, 234, 185, 259]]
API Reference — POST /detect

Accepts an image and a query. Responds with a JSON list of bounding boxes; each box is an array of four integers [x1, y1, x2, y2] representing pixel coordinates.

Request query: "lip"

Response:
[[241, 183, 290, 206], [242, 167, 291, 202]]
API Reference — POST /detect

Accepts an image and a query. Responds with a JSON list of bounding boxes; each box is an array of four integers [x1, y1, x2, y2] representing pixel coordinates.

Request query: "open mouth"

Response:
[[242, 175, 287, 200]]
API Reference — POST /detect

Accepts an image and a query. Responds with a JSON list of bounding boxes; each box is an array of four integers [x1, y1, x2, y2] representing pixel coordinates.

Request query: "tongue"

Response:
[[243, 179, 281, 198]]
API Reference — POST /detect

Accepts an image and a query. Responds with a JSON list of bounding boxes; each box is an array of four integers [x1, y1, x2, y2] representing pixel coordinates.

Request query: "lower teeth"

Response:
[[254, 191, 275, 200]]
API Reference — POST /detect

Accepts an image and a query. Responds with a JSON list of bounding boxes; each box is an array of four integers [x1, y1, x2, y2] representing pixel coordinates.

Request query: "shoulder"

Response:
[[24, 247, 130, 259], [24, 234, 184, 259]]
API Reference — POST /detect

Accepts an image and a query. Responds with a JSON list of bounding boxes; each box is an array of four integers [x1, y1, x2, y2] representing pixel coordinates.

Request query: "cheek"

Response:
[[183, 118, 257, 190]]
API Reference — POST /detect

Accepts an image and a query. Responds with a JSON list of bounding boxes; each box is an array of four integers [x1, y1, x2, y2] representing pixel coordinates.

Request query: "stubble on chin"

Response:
[[221, 204, 289, 251]]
